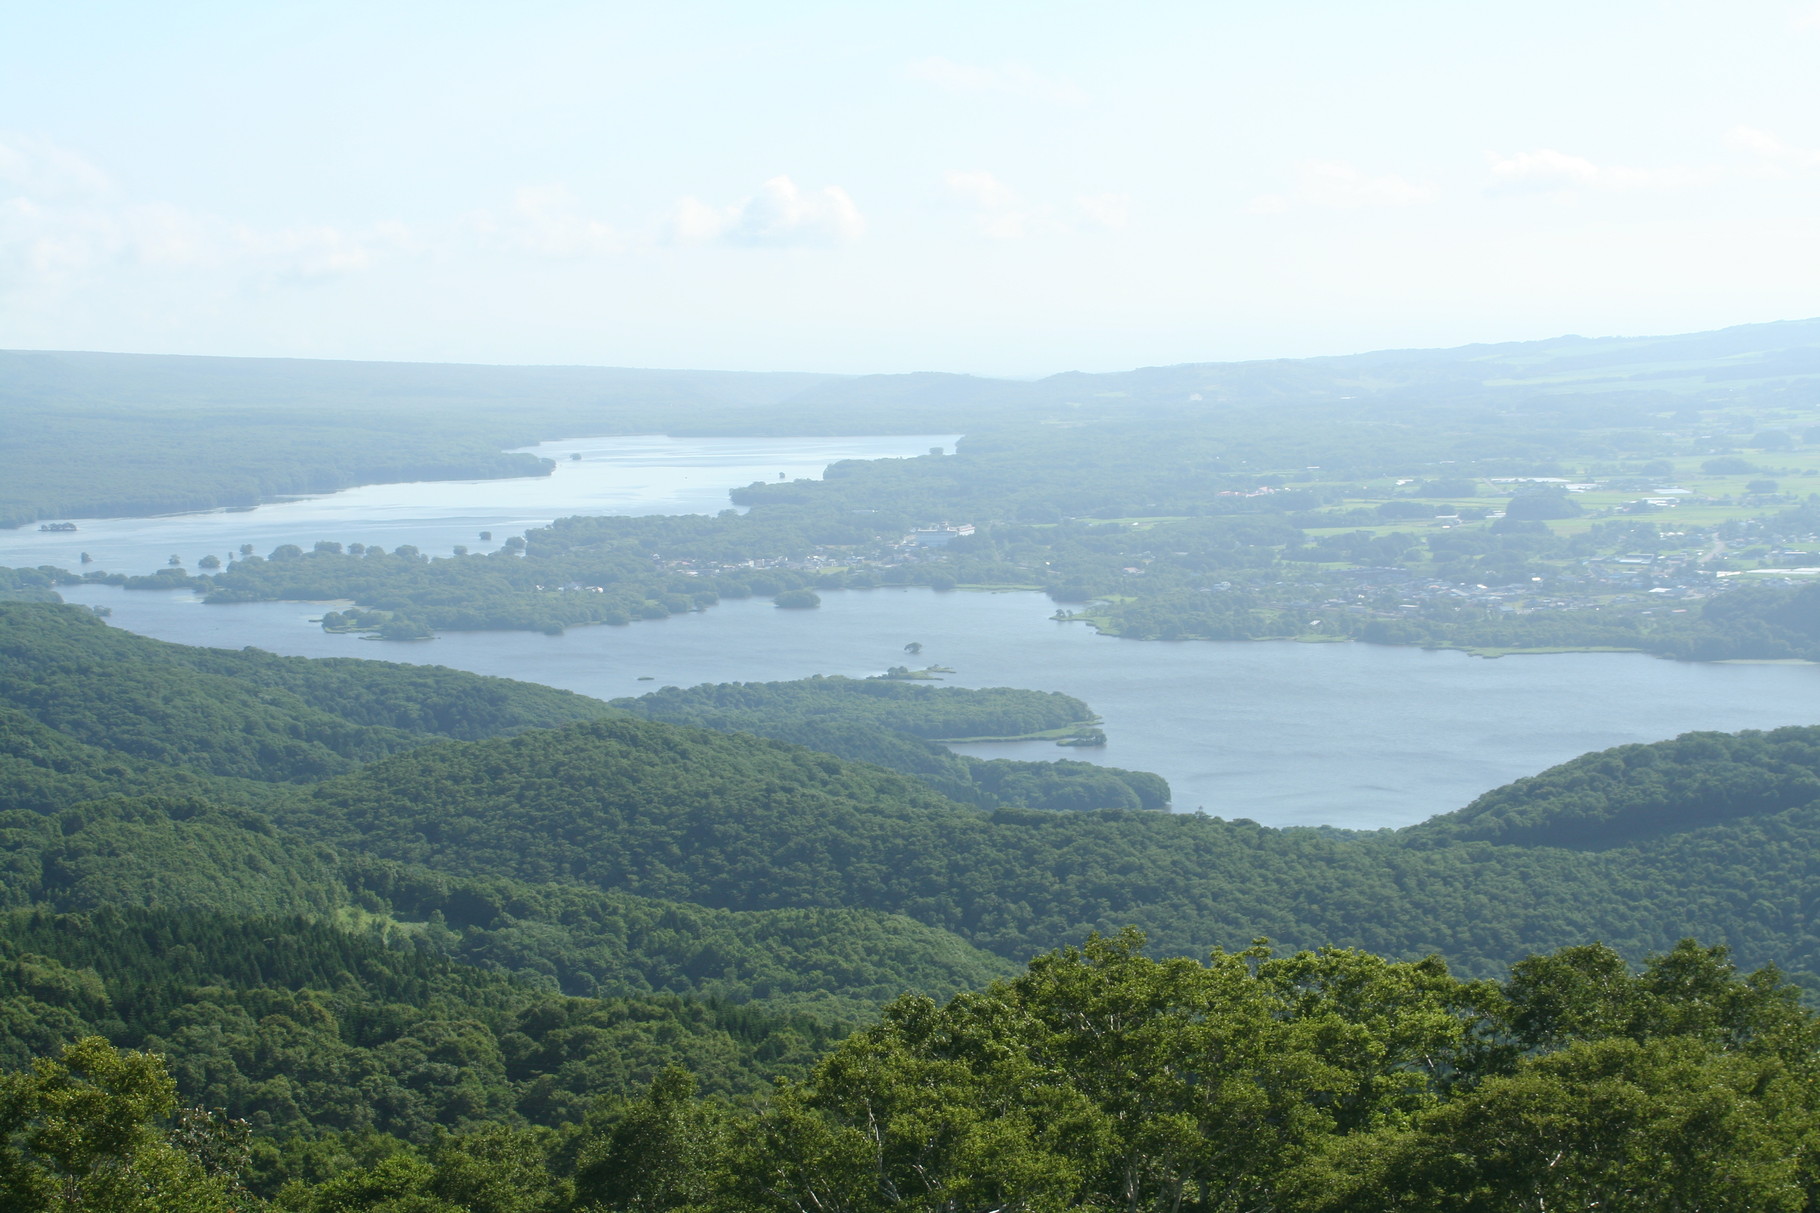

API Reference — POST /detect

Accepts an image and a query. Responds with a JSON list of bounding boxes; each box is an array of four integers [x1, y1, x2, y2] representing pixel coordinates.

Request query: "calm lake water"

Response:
[[18, 431, 1819, 830], [55, 580, 1820, 831]]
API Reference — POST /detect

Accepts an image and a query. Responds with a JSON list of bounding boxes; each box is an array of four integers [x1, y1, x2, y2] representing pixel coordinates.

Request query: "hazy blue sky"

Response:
[[2, 1, 1817, 374]]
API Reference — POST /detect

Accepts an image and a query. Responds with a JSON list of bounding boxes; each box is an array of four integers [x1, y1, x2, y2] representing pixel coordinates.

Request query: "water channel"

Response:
[[19, 434, 1820, 831]]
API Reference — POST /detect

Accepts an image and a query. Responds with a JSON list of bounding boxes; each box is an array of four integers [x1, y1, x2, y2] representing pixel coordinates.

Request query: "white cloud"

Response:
[[0, 134, 126, 280], [668, 176, 864, 248], [2, 197, 93, 275], [945, 170, 1019, 212], [945, 170, 1031, 238], [236, 223, 392, 277], [1792, 3, 1820, 30], [1076, 192, 1131, 231], [470, 185, 622, 257], [1485, 148, 1697, 193], [0, 134, 112, 200], [905, 56, 1085, 106], [125, 202, 217, 268], [1728, 125, 1820, 171], [943, 173, 1129, 238], [1250, 161, 1434, 213], [0, 134, 400, 294]]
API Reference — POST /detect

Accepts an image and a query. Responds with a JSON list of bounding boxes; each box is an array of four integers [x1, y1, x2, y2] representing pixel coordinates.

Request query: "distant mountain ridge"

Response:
[[780, 316, 1820, 411], [6, 316, 1820, 526], [12, 314, 1820, 407], [0, 347, 844, 409], [10, 311, 1820, 524]]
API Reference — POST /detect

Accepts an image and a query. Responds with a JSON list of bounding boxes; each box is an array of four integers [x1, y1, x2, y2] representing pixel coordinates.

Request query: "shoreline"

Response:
[[1054, 614, 1819, 665]]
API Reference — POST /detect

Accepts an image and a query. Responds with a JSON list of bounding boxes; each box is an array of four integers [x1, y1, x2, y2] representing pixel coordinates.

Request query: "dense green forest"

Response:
[[10, 933, 1819, 1210], [9, 599, 1820, 986], [6, 599, 1820, 1203], [0, 907, 843, 1126], [0, 605, 1020, 1017], [266, 712, 1820, 983]]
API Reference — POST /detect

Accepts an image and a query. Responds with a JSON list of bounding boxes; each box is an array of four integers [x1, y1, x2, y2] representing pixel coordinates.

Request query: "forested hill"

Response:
[[0, 603, 1166, 815], [16, 934, 1820, 1210], [9, 599, 1820, 986], [8, 599, 1820, 1201], [266, 709, 1820, 981], [0, 601, 1034, 1012], [1408, 727, 1820, 847], [0, 903, 853, 1199], [0, 602, 613, 780]]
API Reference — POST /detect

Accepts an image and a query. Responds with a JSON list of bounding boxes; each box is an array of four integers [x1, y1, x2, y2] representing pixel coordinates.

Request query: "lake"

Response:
[[55, 580, 1820, 832], [19, 430, 1819, 830], [1, 433, 959, 574]]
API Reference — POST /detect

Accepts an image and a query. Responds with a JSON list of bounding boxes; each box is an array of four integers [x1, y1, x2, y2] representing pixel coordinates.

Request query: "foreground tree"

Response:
[[572, 1068, 727, 1213], [0, 1036, 241, 1212], [734, 930, 1479, 1213], [1300, 1037, 1810, 1212]]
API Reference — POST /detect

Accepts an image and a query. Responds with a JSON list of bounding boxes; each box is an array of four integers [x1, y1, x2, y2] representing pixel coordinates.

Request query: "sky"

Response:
[[2, 0, 1819, 376]]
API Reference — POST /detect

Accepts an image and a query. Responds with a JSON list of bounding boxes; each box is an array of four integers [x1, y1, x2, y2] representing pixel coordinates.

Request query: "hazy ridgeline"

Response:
[[8, 317, 1820, 528]]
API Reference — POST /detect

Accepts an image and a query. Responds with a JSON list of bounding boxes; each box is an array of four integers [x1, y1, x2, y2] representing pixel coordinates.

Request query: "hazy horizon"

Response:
[[10, 311, 1820, 385], [4, 2, 1818, 375]]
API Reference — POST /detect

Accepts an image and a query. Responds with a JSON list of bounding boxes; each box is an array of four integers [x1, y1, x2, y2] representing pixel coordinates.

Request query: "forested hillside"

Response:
[[8, 600, 1820, 986], [0, 602, 613, 782], [0, 907, 843, 1117], [1409, 726, 1820, 846], [6, 598, 1820, 1205], [12, 934, 1818, 1210], [264, 709, 1820, 982]]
